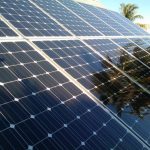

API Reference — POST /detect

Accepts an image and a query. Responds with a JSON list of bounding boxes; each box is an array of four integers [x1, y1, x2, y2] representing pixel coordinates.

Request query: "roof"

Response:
[[74, 0, 104, 8]]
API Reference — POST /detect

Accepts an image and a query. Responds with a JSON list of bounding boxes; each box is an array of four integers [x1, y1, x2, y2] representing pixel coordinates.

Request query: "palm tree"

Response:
[[120, 3, 143, 21]]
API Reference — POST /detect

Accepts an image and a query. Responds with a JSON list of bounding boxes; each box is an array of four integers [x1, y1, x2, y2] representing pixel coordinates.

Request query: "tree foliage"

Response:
[[120, 3, 143, 21]]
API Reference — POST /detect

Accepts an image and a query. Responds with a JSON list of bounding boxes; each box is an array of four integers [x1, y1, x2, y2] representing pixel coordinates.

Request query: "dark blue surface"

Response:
[[0, 20, 18, 37]]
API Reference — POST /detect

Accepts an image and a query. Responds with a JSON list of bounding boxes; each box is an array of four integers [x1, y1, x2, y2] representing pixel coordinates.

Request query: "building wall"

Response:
[[74, 0, 104, 8]]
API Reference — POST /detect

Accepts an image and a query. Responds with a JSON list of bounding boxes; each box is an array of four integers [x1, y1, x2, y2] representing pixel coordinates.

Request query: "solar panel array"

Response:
[[0, 0, 150, 149]]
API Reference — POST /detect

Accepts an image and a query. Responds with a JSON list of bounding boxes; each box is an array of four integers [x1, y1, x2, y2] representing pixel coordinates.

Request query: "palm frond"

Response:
[[120, 3, 143, 21]]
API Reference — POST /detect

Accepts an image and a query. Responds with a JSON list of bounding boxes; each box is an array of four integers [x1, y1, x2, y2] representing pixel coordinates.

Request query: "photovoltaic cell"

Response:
[[112, 38, 150, 67], [34, 39, 150, 146], [85, 39, 150, 91], [142, 38, 150, 47], [0, 20, 18, 37], [32, 0, 101, 36], [1, 41, 145, 149], [0, 0, 70, 36], [79, 3, 133, 36], [129, 38, 150, 54], [58, 0, 121, 36]]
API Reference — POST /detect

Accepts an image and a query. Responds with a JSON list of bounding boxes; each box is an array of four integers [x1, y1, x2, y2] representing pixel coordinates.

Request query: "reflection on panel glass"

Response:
[[85, 39, 150, 91], [113, 38, 150, 67], [34, 39, 150, 145], [91, 60, 150, 143], [130, 38, 150, 54], [143, 38, 150, 48], [1, 41, 144, 149], [0, 0, 70, 36]]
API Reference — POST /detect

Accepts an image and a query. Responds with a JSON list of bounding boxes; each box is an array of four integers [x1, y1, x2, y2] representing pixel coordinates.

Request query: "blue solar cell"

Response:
[[0, 68, 17, 82], [0, 20, 18, 37], [0, 86, 14, 105]]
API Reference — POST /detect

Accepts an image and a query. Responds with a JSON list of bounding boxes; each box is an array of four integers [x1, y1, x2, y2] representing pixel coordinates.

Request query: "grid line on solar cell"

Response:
[[1, 41, 146, 149], [0, 0, 70, 36]]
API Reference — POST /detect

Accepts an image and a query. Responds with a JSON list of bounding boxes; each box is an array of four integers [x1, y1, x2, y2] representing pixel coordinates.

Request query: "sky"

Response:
[[101, 0, 150, 24]]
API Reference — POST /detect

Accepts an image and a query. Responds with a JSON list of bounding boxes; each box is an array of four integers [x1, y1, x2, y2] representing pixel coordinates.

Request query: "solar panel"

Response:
[[113, 38, 150, 66], [129, 38, 150, 54], [78, 3, 134, 36], [1, 0, 150, 149], [0, 41, 145, 149], [33, 39, 150, 145], [101, 9, 150, 36], [58, 0, 121, 36], [32, 0, 101, 36], [85, 39, 150, 91], [0, 19, 18, 37], [143, 38, 150, 46], [0, 0, 70, 36]]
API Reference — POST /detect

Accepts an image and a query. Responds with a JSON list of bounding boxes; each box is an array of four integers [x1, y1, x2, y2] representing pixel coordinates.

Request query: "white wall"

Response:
[[74, 0, 104, 8]]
